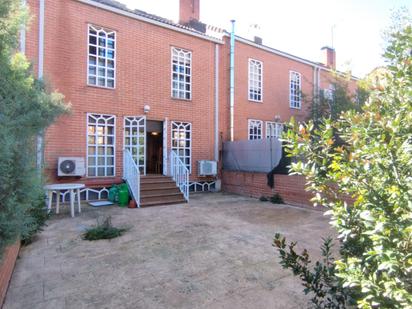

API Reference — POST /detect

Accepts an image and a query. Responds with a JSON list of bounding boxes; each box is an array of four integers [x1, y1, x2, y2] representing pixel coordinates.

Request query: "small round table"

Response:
[[44, 183, 85, 217]]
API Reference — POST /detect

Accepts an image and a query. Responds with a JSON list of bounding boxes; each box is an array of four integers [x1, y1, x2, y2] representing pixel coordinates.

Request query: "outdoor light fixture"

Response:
[[143, 105, 150, 113], [274, 115, 281, 122], [151, 132, 159, 136]]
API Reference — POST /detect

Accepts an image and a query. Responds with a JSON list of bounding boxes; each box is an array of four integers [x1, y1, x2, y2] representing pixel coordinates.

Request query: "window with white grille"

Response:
[[171, 121, 192, 172], [248, 119, 263, 140], [266, 122, 283, 139], [87, 114, 115, 177], [289, 71, 301, 109], [124, 116, 146, 174], [88, 25, 116, 88], [248, 59, 263, 102], [171, 47, 192, 100]]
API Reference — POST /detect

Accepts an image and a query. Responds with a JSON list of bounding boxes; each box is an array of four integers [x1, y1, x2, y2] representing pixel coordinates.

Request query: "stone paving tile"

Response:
[[4, 192, 331, 309]]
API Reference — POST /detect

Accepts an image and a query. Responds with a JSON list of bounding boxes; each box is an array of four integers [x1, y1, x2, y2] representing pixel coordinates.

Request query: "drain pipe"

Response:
[[20, 0, 26, 54], [214, 44, 219, 162], [36, 0, 45, 171], [229, 20, 235, 142]]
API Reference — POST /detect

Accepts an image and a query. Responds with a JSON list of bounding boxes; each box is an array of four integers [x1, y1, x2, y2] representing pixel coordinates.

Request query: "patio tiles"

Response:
[[4, 192, 332, 308]]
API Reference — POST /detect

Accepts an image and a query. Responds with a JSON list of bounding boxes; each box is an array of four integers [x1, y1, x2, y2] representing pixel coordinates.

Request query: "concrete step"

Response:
[[140, 196, 186, 207], [140, 178, 175, 184], [140, 187, 181, 197], [141, 193, 183, 204], [142, 175, 172, 180], [140, 182, 178, 190]]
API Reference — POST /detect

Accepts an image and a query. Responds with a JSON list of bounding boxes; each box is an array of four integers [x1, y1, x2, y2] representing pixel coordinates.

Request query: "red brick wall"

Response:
[[0, 242, 20, 308], [26, 0, 218, 184], [229, 39, 313, 141], [222, 170, 319, 209], [25, 1, 359, 188]]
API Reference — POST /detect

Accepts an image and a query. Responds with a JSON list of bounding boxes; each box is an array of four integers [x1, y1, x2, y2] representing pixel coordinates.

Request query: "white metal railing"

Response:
[[170, 151, 189, 201], [123, 149, 140, 207]]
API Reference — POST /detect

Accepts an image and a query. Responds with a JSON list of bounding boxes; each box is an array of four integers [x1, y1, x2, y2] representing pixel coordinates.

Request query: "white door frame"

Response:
[[124, 115, 146, 175], [163, 118, 168, 176]]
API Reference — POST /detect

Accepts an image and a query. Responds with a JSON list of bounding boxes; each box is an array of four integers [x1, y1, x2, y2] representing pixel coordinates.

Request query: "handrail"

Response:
[[123, 149, 140, 207], [170, 151, 189, 201]]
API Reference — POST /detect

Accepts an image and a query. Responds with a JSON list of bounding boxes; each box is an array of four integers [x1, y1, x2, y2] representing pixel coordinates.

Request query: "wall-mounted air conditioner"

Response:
[[198, 160, 217, 176], [57, 157, 85, 177]]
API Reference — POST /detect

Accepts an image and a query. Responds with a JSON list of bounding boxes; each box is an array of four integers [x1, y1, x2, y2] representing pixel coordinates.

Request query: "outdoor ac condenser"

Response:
[[198, 160, 217, 176], [57, 157, 86, 177]]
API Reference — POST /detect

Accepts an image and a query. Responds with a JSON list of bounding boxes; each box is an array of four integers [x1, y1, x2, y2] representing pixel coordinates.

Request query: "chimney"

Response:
[[321, 46, 336, 70], [254, 36, 263, 45], [179, 0, 200, 25]]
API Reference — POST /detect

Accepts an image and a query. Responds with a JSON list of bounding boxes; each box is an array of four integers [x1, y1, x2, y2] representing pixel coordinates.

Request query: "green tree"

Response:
[[0, 0, 68, 256], [308, 73, 367, 127], [277, 25, 412, 308]]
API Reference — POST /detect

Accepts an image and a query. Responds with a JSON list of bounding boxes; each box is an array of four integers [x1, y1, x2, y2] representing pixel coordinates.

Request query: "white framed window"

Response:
[[248, 119, 263, 140], [88, 25, 116, 89], [171, 121, 192, 172], [87, 114, 116, 177], [266, 122, 283, 139], [124, 116, 146, 174], [248, 59, 263, 102], [322, 84, 335, 102], [171, 47, 192, 100], [290, 71, 301, 109]]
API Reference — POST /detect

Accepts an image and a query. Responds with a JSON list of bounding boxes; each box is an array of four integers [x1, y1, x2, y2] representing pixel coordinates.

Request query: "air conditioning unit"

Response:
[[57, 157, 85, 177], [198, 160, 217, 176]]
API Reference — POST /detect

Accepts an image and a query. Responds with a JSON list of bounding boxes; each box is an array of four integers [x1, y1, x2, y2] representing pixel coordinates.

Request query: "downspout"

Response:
[[36, 0, 45, 171], [214, 44, 219, 162], [313, 66, 318, 118], [229, 20, 235, 141], [20, 0, 26, 54]]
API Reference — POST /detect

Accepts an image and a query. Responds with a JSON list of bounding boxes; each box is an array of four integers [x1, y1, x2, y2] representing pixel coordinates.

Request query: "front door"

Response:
[[146, 120, 163, 174]]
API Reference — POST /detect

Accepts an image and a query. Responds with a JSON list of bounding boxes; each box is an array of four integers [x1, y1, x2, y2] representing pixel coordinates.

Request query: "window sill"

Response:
[[87, 83, 116, 91], [171, 96, 192, 102], [248, 99, 263, 103], [290, 106, 301, 110]]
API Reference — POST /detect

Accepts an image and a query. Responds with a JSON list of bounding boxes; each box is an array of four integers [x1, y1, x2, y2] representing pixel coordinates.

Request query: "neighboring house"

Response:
[[23, 0, 358, 205]]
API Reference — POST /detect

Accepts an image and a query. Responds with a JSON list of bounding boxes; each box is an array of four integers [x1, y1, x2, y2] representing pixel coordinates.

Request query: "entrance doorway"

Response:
[[146, 120, 163, 174]]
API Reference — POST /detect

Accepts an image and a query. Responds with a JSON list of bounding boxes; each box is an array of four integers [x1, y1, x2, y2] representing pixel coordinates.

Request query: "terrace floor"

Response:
[[4, 192, 331, 309]]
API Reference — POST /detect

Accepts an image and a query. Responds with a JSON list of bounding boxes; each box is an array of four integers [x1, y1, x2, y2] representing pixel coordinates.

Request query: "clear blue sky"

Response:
[[122, 0, 412, 77]]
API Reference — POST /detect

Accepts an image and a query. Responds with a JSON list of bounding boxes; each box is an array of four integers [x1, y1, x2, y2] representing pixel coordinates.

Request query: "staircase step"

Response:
[[140, 183, 178, 190], [140, 196, 186, 207], [140, 178, 175, 184], [141, 193, 183, 203], [141, 174, 172, 178], [141, 188, 181, 197]]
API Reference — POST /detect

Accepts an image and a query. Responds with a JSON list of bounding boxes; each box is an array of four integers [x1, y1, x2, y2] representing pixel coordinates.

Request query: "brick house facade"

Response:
[[24, 0, 358, 197]]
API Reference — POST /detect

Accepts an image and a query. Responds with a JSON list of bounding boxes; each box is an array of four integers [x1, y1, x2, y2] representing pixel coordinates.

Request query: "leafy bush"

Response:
[[273, 234, 354, 308], [270, 193, 284, 204], [20, 193, 50, 245], [281, 25, 412, 308], [0, 0, 68, 257], [82, 217, 127, 241]]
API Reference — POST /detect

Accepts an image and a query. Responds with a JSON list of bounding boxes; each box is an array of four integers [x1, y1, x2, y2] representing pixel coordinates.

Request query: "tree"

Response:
[[276, 24, 412, 308], [0, 0, 68, 256], [307, 73, 368, 127]]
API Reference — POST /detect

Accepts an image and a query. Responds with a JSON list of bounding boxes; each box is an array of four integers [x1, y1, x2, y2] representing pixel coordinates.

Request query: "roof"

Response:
[[87, 0, 223, 42], [234, 35, 359, 80]]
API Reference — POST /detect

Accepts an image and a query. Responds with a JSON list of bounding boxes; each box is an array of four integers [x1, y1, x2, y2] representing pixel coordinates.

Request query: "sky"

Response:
[[120, 0, 412, 77]]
